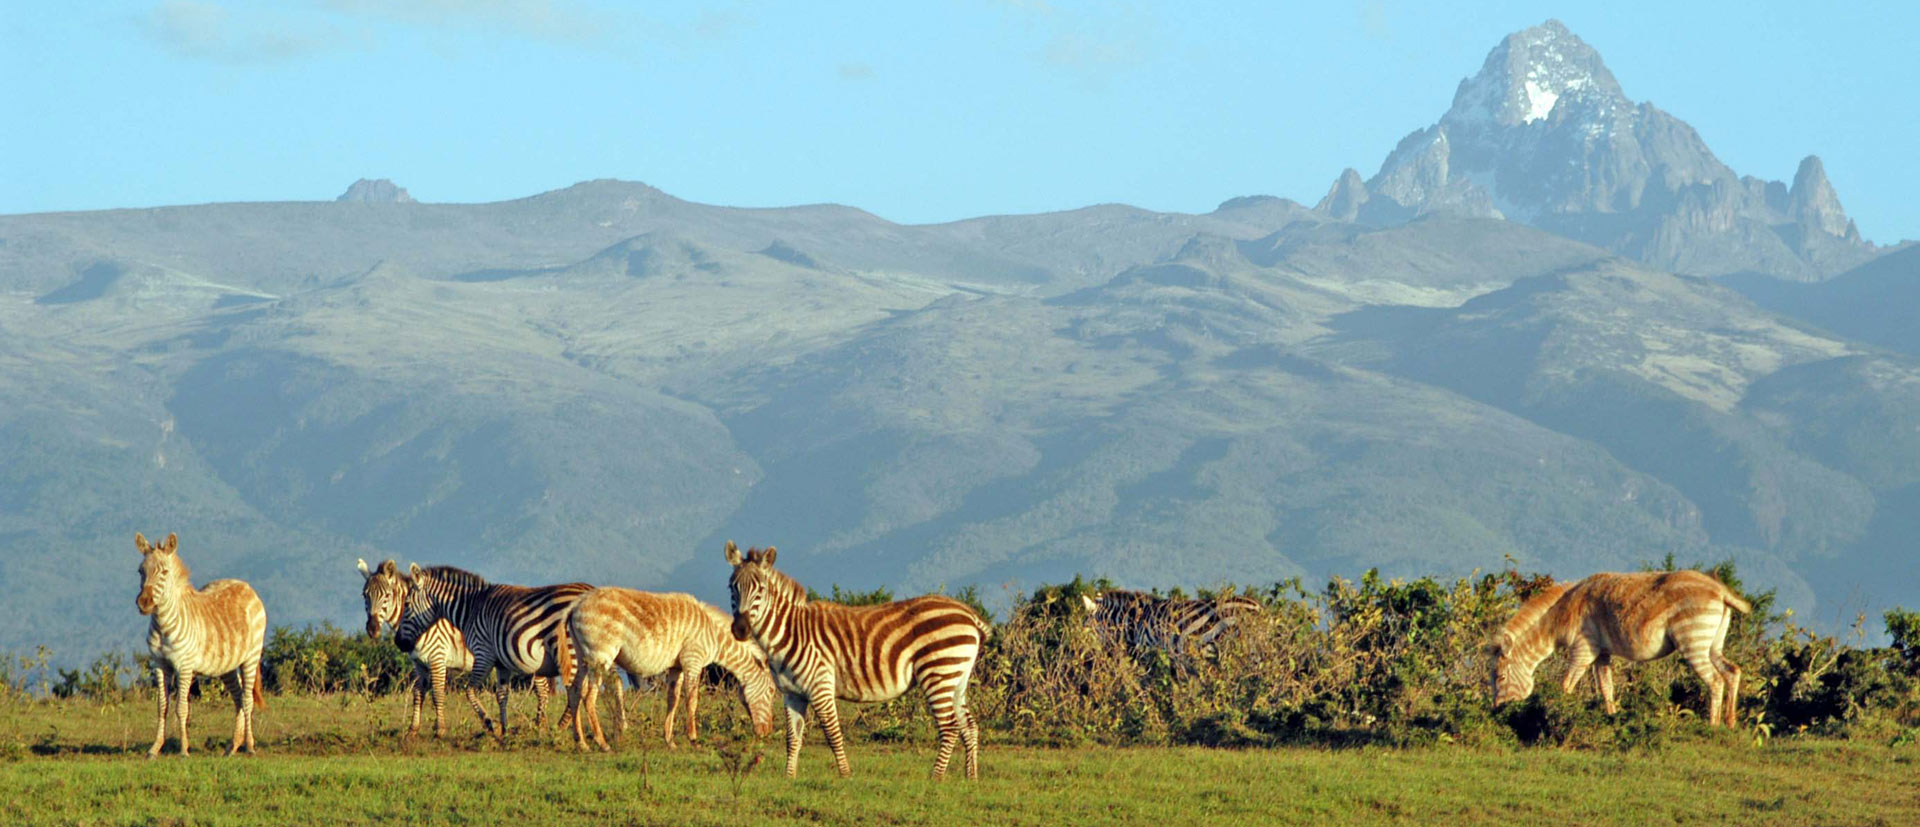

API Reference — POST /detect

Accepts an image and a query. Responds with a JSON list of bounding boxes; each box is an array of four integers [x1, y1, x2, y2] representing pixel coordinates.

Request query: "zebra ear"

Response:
[[160, 533, 178, 554], [409, 563, 426, 580], [136, 532, 152, 555], [357, 558, 371, 578], [762, 546, 776, 565], [724, 540, 743, 567], [379, 559, 398, 575], [1080, 594, 1098, 613]]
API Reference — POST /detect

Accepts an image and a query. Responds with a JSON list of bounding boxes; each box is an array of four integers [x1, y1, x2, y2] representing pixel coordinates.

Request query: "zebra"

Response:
[[1080, 589, 1263, 659], [404, 563, 592, 738], [562, 587, 778, 751], [135, 532, 267, 758], [1491, 570, 1752, 726], [724, 541, 988, 780], [357, 558, 497, 738]]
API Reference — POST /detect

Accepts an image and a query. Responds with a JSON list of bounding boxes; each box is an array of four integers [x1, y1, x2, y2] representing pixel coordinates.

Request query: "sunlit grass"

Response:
[[4, 694, 1918, 825]]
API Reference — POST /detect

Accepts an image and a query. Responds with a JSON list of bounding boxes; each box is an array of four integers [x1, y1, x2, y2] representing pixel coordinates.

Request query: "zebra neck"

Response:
[[150, 580, 199, 642], [714, 636, 763, 680]]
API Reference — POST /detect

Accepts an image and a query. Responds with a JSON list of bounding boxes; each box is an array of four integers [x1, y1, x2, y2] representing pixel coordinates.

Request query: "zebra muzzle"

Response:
[[730, 614, 751, 642]]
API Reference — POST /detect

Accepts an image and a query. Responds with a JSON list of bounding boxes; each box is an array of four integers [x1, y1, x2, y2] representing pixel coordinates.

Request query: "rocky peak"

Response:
[[1315, 168, 1370, 222], [1443, 20, 1626, 129], [336, 179, 415, 204], [1790, 155, 1856, 240], [1332, 20, 1872, 281]]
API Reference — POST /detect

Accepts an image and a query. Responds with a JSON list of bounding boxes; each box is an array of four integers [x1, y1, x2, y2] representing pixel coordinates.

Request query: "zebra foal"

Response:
[[135, 532, 266, 758], [358, 558, 496, 738], [563, 587, 777, 751], [1491, 570, 1751, 726], [405, 564, 591, 737], [724, 541, 988, 779]]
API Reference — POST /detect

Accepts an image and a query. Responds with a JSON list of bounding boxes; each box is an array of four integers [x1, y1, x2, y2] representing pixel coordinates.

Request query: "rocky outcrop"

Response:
[[336, 179, 415, 204], [1323, 20, 1875, 281]]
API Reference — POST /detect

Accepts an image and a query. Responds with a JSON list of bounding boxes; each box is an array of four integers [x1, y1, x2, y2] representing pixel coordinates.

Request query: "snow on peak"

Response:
[[1445, 20, 1623, 128]]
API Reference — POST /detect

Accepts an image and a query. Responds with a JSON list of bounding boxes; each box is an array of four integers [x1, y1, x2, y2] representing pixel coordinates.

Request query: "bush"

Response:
[[261, 623, 412, 695]]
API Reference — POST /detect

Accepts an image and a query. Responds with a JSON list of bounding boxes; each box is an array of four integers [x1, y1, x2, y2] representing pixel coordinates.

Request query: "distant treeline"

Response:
[[10, 561, 1920, 748]]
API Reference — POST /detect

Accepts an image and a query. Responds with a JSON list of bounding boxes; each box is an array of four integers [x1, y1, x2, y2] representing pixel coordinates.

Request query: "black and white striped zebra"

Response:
[[358, 558, 501, 738], [724, 541, 988, 780], [1080, 589, 1262, 659], [404, 564, 592, 737]]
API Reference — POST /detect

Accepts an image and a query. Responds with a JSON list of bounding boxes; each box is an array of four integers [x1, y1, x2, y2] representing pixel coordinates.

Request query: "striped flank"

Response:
[[725, 541, 988, 780]]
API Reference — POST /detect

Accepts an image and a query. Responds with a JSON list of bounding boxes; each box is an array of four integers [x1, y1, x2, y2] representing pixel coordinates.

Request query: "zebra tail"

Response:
[[1723, 589, 1752, 615], [253, 679, 267, 710]]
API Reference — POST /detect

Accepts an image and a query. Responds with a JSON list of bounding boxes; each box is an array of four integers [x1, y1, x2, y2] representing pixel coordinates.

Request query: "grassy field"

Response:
[[4, 692, 1918, 826]]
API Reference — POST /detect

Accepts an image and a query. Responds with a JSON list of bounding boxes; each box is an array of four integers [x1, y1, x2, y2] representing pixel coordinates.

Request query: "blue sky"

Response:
[[3, 1, 1914, 241]]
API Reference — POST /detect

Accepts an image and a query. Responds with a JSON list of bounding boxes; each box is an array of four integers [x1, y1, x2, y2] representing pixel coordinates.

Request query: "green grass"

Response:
[[4, 693, 1918, 826]]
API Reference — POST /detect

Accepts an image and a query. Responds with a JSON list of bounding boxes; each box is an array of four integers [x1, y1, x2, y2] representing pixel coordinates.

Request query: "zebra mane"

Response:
[[417, 565, 490, 592], [1494, 581, 1572, 652]]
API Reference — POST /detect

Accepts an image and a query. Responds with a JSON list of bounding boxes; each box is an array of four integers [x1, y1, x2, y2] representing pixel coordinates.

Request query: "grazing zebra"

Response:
[[724, 541, 988, 779], [135, 532, 267, 758], [562, 587, 778, 751], [358, 558, 498, 738], [1080, 589, 1263, 658], [405, 563, 592, 738], [1490, 570, 1752, 726]]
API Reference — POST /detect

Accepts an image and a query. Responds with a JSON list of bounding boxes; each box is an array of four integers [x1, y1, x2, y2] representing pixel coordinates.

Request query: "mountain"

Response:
[[3, 22, 1915, 659], [1724, 245, 1920, 357], [1323, 20, 1881, 282]]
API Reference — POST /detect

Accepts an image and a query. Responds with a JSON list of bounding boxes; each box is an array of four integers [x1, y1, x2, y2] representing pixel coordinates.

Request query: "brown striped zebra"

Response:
[[723, 541, 988, 780], [405, 564, 590, 737], [1490, 570, 1752, 726], [562, 587, 778, 751], [1080, 589, 1263, 658], [135, 532, 267, 758], [357, 558, 498, 738]]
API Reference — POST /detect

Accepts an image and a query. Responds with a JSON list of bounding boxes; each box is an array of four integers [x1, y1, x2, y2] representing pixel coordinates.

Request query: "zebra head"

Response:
[[738, 644, 778, 737], [357, 558, 406, 639], [723, 540, 787, 643], [1488, 635, 1534, 707], [134, 532, 184, 615]]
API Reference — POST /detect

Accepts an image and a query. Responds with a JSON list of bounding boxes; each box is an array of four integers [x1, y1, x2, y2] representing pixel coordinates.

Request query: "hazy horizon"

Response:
[[4, 1, 1915, 241]]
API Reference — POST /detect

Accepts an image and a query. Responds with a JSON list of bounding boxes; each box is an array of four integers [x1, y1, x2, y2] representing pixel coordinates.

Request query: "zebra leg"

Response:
[[533, 676, 553, 732], [615, 672, 629, 737], [961, 709, 981, 781], [587, 668, 612, 752], [1560, 639, 1597, 698], [684, 658, 704, 744], [782, 693, 810, 778], [1682, 647, 1725, 727], [492, 668, 512, 740], [174, 669, 195, 757], [405, 663, 426, 738], [1718, 655, 1743, 727], [148, 666, 172, 759], [564, 657, 589, 751], [221, 672, 245, 756], [242, 659, 261, 753], [921, 670, 967, 780], [1596, 658, 1618, 715], [662, 666, 684, 748], [430, 662, 452, 739], [808, 685, 852, 778], [1713, 606, 1742, 727], [953, 670, 980, 780]]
